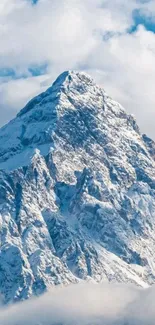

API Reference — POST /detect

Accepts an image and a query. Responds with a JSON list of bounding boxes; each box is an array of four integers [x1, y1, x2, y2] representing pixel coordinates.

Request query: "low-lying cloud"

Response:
[[0, 282, 154, 325]]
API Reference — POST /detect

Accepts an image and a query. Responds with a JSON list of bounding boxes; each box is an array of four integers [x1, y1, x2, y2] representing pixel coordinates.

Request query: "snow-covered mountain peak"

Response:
[[0, 70, 128, 170], [18, 70, 98, 118], [52, 70, 96, 90], [1, 71, 155, 303]]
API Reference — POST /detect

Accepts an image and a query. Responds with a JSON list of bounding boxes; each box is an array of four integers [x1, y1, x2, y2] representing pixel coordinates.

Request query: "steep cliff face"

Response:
[[0, 70, 155, 302]]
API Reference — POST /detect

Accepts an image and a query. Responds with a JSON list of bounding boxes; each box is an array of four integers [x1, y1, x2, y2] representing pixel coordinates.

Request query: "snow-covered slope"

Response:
[[0, 70, 155, 303]]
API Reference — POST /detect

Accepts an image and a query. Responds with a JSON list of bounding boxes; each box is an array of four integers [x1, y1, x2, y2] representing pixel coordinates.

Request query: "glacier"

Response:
[[0, 70, 155, 303]]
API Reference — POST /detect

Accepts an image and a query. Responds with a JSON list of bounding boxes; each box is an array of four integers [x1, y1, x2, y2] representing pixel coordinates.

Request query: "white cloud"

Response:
[[0, 0, 155, 138], [0, 283, 155, 325], [0, 74, 51, 125], [85, 25, 155, 138]]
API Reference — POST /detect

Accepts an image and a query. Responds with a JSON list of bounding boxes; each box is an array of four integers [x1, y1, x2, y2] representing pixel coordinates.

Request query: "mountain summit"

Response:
[[0, 71, 155, 302]]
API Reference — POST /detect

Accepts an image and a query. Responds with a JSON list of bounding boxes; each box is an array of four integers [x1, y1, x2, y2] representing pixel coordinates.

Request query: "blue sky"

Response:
[[130, 8, 155, 33], [0, 0, 155, 139], [31, 0, 38, 4]]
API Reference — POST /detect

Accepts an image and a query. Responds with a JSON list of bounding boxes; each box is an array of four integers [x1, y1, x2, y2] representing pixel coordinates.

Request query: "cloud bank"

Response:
[[1, 0, 155, 138], [0, 283, 155, 325]]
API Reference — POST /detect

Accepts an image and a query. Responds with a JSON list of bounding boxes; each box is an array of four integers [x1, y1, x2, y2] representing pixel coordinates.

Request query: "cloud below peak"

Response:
[[0, 283, 155, 325]]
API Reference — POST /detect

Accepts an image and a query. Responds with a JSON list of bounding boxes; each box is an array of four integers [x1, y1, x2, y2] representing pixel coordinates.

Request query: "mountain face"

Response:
[[0, 70, 155, 303]]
